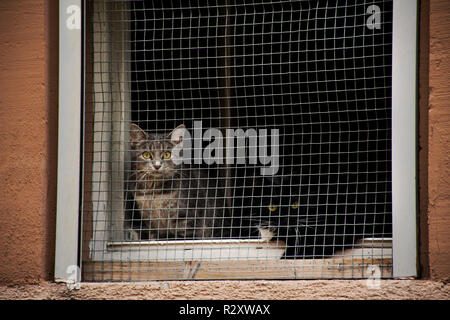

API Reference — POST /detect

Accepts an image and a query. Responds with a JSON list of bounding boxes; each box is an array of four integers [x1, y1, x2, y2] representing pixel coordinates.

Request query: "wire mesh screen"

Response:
[[83, 0, 393, 281]]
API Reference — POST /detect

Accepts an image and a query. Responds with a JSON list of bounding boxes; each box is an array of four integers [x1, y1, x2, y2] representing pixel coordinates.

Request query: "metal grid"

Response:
[[82, 0, 393, 281]]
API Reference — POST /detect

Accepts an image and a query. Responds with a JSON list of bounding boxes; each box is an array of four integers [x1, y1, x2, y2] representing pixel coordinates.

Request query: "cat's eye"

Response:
[[291, 201, 299, 209], [162, 151, 171, 159], [268, 204, 278, 212], [141, 151, 152, 159]]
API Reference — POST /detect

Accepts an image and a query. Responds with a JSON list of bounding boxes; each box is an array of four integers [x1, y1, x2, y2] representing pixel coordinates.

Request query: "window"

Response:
[[55, 0, 418, 282]]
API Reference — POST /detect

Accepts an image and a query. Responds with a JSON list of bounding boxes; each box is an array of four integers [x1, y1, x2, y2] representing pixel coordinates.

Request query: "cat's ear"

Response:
[[167, 124, 187, 145], [130, 123, 148, 149]]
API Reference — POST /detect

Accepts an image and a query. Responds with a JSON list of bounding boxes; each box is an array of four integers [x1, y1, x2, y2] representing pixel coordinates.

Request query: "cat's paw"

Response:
[[126, 229, 140, 241]]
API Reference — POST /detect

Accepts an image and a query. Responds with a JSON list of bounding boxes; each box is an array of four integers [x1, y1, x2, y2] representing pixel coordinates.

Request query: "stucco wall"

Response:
[[425, 0, 450, 281], [1, 280, 449, 300], [0, 0, 58, 284], [0, 0, 449, 299]]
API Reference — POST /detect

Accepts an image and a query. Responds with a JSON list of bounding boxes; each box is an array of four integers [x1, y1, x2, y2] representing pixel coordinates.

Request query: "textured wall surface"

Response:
[[0, 280, 449, 300], [0, 0, 449, 296], [426, 0, 450, 282], [0, 0, 58, 284]]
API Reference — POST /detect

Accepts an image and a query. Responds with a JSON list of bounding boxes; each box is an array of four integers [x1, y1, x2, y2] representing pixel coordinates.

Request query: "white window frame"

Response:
[[391, 0, 419, 278], [55, 0, 82, 283], [54, 0, 418, 282]]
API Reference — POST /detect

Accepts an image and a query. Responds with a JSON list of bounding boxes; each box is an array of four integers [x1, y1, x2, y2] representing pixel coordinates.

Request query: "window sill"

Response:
[[83, 238, 392, 281], [105, 239, 287, 261]]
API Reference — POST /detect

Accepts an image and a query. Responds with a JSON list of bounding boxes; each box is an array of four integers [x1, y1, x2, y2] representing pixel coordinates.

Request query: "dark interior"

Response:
[[129, 0, 393, 258]]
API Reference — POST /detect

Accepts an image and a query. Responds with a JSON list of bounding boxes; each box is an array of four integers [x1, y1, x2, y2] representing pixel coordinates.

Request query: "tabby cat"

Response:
[[127, 123, 230, 240]]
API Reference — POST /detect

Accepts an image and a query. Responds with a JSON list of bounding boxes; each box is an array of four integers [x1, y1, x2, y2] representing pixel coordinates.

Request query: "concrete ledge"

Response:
[[1, 280, 449, 300]]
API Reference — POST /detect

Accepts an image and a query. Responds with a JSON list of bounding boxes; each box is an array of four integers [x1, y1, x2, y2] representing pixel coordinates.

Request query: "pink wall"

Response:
[[425, 0, 450, 281], [0, 0, 58, 283], [0, 0, 448, 285]]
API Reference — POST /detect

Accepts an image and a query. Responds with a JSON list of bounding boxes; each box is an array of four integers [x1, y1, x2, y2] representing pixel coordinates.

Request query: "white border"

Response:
[[392, 0, 419, 277], [54, 0, 82, 282], [55, 0, 419, 278]]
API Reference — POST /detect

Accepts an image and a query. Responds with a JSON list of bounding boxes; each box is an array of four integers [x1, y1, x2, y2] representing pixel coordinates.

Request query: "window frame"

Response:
[[55, 0, 83, 283], [391, 0, 419, 278], [55, 0, 418, 282]]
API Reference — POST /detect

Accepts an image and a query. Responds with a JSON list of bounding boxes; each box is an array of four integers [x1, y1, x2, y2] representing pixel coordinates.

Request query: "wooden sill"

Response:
[[82, 238, 392, 281]]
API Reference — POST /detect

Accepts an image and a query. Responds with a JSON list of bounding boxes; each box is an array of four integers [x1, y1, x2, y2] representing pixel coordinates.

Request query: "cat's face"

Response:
[[250, 177, 301, 219], [259, 193, 296, 218], [130, 123, 186, 179], [264, 196, 300, 215]]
